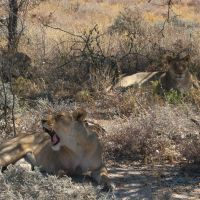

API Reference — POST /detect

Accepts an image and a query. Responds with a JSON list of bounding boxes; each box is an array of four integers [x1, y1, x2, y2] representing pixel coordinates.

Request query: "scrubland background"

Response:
[[0, 0, 200, 199]]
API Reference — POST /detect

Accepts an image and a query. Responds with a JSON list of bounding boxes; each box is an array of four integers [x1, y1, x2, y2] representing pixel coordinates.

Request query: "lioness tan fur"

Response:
[[160, 55, 199, 93], [0, 109, 113, 190], [112, 71, 162, 90]]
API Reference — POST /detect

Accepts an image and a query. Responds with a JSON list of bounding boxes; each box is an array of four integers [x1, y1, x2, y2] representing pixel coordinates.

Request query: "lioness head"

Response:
[[41, 109, 87, 151], [166, 55, 190, 80]]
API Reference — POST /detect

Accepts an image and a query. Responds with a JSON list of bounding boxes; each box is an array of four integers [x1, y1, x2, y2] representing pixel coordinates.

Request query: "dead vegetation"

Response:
[[0, 0, 199, 164], [0, 165, 109, 200], [102, 104, 199, 163], [0, 0, 200, 199]]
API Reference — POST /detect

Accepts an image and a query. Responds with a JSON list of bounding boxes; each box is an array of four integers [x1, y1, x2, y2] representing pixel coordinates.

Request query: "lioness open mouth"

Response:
[[43, 127, 60, 146]]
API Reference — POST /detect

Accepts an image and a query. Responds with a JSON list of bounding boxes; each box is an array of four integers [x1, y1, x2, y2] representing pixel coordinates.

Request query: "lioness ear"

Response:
[[73, 108, 87, 121]]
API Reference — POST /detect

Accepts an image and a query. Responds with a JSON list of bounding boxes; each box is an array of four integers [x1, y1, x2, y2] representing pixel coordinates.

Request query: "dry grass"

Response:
[[10, 5, 200, 102], [2, 96, 198, 166], [102, 104, 200, 164], [0, 165, 107, 199], [0, 1, 200, 199], [181, 136, 200, 164], [0, 0, 200, 180]]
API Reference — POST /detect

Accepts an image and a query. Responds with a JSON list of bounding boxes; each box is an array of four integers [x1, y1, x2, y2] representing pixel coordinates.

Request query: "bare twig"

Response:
[[148, 0, 176, 37], [8, 56, 16, 136], [41, 23, 84, 39], [0, 64, 8, 129], [10, 82, 16, 136]]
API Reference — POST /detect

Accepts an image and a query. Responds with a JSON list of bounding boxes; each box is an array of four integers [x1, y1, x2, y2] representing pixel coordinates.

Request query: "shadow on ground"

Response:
[[108, 163, 200, 200]]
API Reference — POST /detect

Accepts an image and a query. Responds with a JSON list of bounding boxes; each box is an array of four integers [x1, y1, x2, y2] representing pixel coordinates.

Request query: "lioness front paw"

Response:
[[57, 169, 66, 177]]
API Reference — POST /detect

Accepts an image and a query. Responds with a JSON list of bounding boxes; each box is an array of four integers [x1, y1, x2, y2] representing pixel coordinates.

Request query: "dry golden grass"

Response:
[[1, 1, 199, 25], [1, 0, 199, 53], [22, 0, 200, 42]]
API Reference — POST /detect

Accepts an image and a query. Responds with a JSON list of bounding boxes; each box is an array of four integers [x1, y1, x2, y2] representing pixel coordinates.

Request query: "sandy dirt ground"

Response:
[[95, 118, 200, 200], [15, 159, 200, 200], [108, 163, 200, 200]]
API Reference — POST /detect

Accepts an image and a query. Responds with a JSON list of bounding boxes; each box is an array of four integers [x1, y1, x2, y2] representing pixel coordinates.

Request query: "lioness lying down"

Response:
[[0, 109, 114, 190]]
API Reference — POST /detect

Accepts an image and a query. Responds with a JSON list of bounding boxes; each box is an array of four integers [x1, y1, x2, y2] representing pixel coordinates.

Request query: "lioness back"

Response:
[[0, 133, 49, 167]]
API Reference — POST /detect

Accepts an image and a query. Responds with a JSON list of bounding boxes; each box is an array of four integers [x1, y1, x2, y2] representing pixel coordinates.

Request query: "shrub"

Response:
[[180, 135, 200, 164], [75, 90, 94, 103], [13, 77, 39, 98], [102, 105, 199, 164], [164, 90, 184, 105], [186, 88, 200, 108], [108, 7, 144, 35]]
